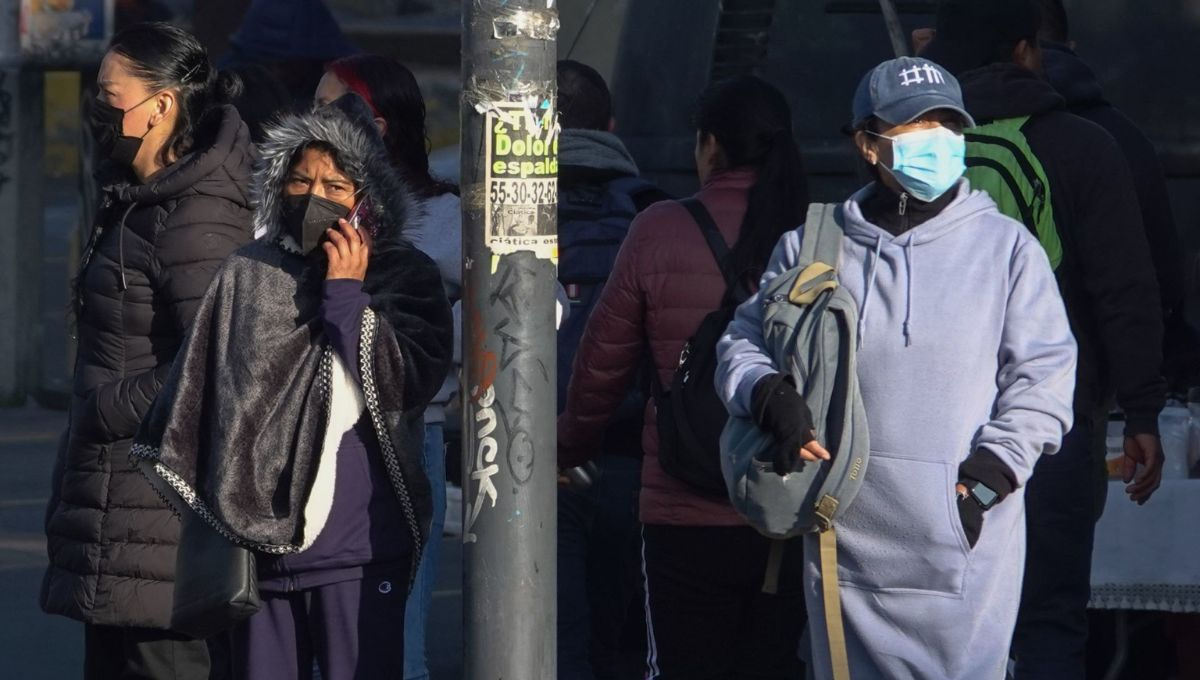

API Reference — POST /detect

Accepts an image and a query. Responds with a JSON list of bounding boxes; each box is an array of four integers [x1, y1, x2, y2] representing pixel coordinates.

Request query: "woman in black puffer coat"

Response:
[[40, 23, 255, 679]]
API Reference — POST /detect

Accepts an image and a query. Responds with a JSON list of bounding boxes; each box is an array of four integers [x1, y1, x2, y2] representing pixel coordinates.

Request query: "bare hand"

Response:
[[323, 218, 370, 281], [1123, 433, 1163, 505], [770, 431, 830, 476], [798, 434, 831, 462]]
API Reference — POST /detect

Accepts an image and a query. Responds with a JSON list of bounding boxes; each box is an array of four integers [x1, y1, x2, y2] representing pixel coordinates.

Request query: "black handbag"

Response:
[[171, 505, 261, 639]]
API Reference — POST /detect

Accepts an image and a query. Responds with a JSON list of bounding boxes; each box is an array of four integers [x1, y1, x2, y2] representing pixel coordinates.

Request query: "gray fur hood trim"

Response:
[[252, 96, 418, 242]]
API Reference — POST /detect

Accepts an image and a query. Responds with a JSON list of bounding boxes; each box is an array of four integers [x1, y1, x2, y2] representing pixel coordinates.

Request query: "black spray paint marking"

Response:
[[463, 256, 553, 540]]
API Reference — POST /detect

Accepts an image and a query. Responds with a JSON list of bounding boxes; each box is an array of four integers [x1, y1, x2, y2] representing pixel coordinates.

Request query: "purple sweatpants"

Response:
[[231, 571, 408, 680]]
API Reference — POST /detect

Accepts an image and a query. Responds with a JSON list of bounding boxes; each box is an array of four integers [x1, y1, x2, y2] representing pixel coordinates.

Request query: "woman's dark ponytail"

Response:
[[326, 55, 457, 198], [109, 22, 238, 163], [695, 76, 808, 287]]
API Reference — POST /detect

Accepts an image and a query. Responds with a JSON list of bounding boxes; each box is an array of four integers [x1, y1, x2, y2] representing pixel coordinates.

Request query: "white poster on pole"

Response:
[[483, 99, 559, 261]]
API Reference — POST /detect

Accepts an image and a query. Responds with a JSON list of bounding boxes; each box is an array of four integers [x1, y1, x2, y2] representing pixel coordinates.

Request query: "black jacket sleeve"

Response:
[[1033, 114, 1166, 434], [84, 213, 250, 441], [363, 242, 454, 414], [82, 362, 173, 440], [1082, 105, 1184, 316]]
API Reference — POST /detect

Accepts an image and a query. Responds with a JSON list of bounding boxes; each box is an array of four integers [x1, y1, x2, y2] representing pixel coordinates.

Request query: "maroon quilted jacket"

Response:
[[558, 168, 757, 526]]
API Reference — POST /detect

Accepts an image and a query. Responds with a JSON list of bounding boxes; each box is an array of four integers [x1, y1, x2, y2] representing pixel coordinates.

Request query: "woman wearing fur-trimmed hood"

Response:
[[133, 95, 453, 677]]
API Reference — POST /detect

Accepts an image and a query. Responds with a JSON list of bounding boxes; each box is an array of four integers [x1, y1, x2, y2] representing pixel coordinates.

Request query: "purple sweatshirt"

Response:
[[257, 279, 412, 592]]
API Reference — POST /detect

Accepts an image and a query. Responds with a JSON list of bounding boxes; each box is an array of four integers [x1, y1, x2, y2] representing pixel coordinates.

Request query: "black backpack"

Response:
[[654, 198, 750, 497]]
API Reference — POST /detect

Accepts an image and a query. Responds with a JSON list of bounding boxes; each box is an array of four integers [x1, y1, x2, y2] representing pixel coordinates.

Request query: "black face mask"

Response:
[[281, 194, 351, 254], [88, 94, 156, 167]]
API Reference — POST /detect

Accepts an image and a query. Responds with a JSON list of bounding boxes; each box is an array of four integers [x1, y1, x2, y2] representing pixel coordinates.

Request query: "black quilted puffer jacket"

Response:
[[41, 105, 255, 628]]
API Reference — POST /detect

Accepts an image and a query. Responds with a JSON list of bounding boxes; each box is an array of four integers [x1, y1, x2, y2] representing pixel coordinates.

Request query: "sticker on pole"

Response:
[[484, 99, 559, 260]]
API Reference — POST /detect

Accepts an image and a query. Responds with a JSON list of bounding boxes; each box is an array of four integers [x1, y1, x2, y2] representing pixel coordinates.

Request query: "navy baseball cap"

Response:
[[850, 56, 975, 130]]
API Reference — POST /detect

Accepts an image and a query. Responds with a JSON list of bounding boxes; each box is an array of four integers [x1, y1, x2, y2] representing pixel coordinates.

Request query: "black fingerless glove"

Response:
[[751, 373, 816, 476], [956, 448, 1018, 548]]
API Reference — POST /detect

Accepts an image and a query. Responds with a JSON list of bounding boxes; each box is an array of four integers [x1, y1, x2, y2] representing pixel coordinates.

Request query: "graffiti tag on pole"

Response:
[[462, 256, 550, 542], [464, 384, 500, 544], [483, 99, 559, 260]]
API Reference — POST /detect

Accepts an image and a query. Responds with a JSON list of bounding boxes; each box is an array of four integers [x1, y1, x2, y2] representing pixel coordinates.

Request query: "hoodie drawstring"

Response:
[[857, 235, 882, 348], [117, 202, 136, 292], [903, 236, 915, 347], [856, 234, 917, 348]]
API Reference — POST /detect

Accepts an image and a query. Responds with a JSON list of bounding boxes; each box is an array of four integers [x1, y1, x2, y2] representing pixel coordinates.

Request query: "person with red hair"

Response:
[[316, 55, 460, 680]]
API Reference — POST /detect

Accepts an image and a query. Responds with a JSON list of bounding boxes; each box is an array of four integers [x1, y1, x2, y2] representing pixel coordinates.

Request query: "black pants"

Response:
[[231, 571, 409, 680], [558, 455, 646, 680], [84, 624, 214, 680], [641, 524, 806, 680], [1013, 418, 1099, 680]]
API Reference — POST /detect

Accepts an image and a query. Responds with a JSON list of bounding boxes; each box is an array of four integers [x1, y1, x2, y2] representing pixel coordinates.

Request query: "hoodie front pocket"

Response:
[[834, 452, 970, 597]]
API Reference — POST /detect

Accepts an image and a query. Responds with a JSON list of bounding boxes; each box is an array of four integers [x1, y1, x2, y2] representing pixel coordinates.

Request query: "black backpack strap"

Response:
[[680, 197, 753, 306], [680, 198, 737, 291]]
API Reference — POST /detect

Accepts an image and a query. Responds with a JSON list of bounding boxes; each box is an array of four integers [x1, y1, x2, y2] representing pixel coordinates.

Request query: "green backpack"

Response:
[[964, 116, 1063, 269]]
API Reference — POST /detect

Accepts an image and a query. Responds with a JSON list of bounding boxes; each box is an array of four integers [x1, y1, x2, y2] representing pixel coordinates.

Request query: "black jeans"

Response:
[[641, 524, 806, 680], [1013, 418, 1099, 680], [557, 455, 646, 680], [84, 624, 215, 680]]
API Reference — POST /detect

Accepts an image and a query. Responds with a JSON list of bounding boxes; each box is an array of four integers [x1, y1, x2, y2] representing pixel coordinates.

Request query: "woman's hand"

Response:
[[751, 374, 831, 475], [956, 485, 982, 549], [324, 218, 371, 281]]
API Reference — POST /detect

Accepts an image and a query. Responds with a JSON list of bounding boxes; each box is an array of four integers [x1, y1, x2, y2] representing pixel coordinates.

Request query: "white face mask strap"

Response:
[[863, 129, 894, 167]]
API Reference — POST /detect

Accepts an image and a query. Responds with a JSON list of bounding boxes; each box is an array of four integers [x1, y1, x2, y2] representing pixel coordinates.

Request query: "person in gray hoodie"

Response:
[[716, 57, 1078, 679]]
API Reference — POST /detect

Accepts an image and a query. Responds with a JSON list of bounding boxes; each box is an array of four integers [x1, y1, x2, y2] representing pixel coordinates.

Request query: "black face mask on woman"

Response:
[[281, 194, 351, 254], [88, 92, 159, 166]]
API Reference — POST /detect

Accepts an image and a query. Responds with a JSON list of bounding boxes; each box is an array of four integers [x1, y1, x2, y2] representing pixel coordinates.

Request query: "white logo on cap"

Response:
[[899, 64, 945, 87]]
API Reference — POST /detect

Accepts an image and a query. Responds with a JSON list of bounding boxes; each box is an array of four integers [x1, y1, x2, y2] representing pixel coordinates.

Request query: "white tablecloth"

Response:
[[1089, 479, 1200, 612]]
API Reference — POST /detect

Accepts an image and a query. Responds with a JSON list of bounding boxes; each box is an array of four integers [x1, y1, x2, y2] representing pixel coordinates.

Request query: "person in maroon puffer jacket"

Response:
[[557, 75, 810, 680]]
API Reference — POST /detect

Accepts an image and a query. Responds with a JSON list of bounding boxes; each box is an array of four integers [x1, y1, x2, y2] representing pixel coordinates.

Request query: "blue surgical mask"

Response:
[[870, 126, 966, 202]]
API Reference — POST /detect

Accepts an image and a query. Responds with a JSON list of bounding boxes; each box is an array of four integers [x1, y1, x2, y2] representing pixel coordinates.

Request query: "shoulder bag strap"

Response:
[[821, 528, 851, 680], [802, 203, 845, 270]]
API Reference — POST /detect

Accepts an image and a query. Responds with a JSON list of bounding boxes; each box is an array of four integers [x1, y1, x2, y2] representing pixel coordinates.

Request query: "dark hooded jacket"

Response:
[[556, 129, 668, 457], [41, 105, 256, 628], [130, 100, 452, 589], [1042, 42, 1194, 387], [957, 63, 1165, 434], [224, 0, 356, 66], [1042, 43, 1183, 316], [219, 0, 357, 100]]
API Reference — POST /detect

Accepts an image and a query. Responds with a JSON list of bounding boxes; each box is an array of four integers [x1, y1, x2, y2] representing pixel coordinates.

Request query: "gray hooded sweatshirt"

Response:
[[716, 180, 1077, 679], [407, 192, 463, 425]]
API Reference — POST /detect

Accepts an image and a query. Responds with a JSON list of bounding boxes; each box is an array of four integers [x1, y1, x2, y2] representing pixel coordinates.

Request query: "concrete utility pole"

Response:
[[460, 1, 560, 678], [0, 4, 45, 406]]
